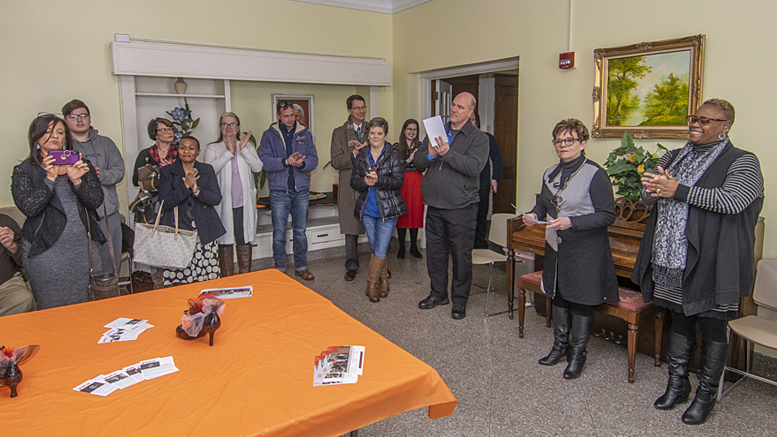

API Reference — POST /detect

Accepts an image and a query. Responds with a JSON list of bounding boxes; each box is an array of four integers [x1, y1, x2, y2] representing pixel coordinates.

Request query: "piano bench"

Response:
[[515, 271, 552, 336], [515, 271, 665, 383]]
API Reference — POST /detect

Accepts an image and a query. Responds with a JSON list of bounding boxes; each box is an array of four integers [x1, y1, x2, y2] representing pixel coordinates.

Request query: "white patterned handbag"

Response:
[[133, 200, 198, 270]]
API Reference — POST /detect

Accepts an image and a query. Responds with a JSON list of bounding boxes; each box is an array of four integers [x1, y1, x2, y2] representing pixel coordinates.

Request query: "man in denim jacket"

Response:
[[258, 101, 319, 280]]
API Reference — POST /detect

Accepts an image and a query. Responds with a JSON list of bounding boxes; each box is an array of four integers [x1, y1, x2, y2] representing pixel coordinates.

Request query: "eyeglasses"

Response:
[[66, 113, 90, 119], [552, 137, 579, 147], [406, 128, 418, 132], [157, 128, 175, 133], [686, 115, 728, 125], [220, 122, 238, 129], [278, 101, 294, 109], [350, 106, 367, 111]]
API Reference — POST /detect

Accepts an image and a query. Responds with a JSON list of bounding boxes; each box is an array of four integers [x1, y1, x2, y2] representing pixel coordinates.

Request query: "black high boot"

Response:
[[563, 313, 593, 379], [654, 332, 695, 410], [538, 305, 571, 366], [397, 228, 406, 259], [409, 228, 422, 259], [682, 340, 729, 425]]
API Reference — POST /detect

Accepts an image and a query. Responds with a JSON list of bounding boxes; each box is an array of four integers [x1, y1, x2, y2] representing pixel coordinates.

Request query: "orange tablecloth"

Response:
[[0, 270, 456, 436]]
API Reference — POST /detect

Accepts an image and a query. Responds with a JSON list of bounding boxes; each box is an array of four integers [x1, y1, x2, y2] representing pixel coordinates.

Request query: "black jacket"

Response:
[[158, 160, 226, 246], [351, 142, 408, 220], [632, 143, 763, 315], [12, 160, 105, 258]]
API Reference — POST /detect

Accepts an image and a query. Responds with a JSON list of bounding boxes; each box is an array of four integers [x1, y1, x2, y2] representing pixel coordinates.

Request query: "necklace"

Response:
[[551, 159, 587, 215]]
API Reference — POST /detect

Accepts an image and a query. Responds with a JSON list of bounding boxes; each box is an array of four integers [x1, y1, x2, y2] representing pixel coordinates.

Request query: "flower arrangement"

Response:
[[604, 132, 668, 202], [165, 98, 200, 144]]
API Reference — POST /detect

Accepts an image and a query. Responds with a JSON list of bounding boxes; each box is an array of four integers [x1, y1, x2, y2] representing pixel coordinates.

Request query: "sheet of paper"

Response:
[[104, 318, 149, 330], [73, 377, 118, 397], [103, 370, 136, 390], [139, 357, 179, 380], [199, 286, 253, 299], [511, 204, 550, 224], [422, 115, 447, 148]]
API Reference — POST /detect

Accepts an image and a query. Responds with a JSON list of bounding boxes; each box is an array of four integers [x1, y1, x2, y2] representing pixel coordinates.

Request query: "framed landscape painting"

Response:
[[592, 35, 705, 139]]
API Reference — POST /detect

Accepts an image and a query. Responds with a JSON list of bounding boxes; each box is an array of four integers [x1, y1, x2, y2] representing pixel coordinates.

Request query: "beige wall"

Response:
[[393, 0, 774, 252], [0, 0, 391, 208]]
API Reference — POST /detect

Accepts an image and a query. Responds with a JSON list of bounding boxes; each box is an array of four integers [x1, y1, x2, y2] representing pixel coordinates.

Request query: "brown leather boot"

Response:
[[378, 257, 390, 297], [218, 245, 234, 277], [236, 244, 253, 274], [366, 254, 381, 302]]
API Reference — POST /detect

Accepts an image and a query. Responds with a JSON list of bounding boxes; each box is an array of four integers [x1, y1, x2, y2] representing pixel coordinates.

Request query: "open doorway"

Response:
[[427, 68, 519, 215]]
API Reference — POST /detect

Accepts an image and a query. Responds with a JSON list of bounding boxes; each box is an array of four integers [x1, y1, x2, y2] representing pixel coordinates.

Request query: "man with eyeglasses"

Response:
[[414, 92, 489, 320], [258, 101, 319, 280], [330, 95, 367, 282], [62, 99, 125, 276]]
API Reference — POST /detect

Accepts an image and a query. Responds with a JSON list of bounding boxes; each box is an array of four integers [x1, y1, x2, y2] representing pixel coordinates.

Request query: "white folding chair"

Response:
[[718, 258, 777, 400], [472, 213, 524, 317]]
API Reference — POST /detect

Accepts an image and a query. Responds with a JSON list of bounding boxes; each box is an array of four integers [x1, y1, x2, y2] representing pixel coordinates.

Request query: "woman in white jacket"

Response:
[[204, 112, 263, 275]]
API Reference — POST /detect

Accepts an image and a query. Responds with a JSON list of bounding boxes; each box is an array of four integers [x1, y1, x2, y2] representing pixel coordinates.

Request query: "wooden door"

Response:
[[493, 74, 518, 214]]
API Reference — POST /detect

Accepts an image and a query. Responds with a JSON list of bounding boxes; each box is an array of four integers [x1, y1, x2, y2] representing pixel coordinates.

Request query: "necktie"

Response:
[[357, 126, 361, 139]]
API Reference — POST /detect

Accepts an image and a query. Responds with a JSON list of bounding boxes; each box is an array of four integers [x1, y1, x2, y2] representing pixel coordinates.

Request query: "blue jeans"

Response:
[[362, 215, 398, 259], [270, 189, 309, 271]]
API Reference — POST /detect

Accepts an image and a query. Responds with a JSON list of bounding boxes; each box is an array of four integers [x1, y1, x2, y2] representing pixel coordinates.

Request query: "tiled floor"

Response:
[[270, 243, 777, 436]]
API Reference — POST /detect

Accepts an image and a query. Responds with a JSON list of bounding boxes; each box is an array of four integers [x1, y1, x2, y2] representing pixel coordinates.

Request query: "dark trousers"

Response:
[[232, 207, 246, 245], [345, 234, 360, 271], [425, 204, 478, 309], [474, 184, 491, 249], [670, 310, 728, 342]]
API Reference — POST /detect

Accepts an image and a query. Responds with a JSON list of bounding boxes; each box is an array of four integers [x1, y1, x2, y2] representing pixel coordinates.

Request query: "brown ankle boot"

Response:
[[218, 245, 234, 277], [236, 244, 253, 274], [379, 258, 390, 297], [366, 255, 381, 302]]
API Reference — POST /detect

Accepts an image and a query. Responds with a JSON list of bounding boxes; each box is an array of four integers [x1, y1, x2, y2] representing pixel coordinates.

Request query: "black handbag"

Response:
[[86, 204, 121, 301]]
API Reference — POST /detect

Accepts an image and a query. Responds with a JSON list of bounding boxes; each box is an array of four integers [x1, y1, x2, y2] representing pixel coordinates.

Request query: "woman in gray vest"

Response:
[[634, 99, 763, 425], [523, 118, 618, 380]]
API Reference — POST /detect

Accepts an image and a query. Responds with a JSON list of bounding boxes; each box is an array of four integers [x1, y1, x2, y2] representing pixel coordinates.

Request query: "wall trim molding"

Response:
[[291, 0, 430, 14], [110, 40, 392, 86]]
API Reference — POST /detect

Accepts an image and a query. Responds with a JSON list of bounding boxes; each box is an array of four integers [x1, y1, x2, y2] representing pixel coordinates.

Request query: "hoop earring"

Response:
[[719, 131, 727, 140]]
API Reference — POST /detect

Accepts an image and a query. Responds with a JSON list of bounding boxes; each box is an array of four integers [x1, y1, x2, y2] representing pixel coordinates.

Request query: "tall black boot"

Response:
[[563, 313, 593, 379], [654, 332, 695, 410], [409, 228, 422, 259], [397, 228, 406, 259], [682, 340, 729, 425], [538, 305, 571, 366]]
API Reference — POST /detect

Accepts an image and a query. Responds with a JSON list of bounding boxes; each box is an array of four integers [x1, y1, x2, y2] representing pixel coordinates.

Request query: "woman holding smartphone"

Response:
[[351, 117, 407, 302], [12, 113, 105, 309]]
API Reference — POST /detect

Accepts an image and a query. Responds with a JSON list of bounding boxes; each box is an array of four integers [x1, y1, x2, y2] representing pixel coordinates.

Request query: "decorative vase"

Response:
[[174, 77, 187, 95], [0, 364, 22, 398]]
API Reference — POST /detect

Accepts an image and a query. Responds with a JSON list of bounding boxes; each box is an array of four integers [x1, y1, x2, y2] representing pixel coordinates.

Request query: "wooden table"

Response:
[[0, 270, 456, 436]]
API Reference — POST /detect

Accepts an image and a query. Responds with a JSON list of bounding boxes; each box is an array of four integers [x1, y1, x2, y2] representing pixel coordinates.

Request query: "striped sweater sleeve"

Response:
[[681, 154, 764, 214]]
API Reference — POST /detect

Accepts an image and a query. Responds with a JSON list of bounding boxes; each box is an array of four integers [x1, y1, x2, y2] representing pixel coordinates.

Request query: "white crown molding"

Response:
[[110, 40, 392, 86], [290, 0, 430, 14]]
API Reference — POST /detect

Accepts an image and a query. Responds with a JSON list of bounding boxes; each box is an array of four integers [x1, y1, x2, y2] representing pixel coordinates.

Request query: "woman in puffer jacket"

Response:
[[351, 117, 408, 303]]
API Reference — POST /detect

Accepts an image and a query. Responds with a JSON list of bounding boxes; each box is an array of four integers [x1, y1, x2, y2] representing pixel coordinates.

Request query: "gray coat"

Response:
[[330, 119, 365, 235], [71, 127, 125, 218]]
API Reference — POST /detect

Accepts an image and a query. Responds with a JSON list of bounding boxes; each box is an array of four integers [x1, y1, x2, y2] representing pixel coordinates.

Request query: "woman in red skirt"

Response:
[[394, 119, 424, 258]]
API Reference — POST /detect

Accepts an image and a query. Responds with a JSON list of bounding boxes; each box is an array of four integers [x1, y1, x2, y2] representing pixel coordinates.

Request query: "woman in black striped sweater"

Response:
[[633, 98, 764, 425]]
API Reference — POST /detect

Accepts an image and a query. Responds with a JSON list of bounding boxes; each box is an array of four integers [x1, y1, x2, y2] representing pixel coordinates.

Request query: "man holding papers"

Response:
[[414, 92, 489, 320]]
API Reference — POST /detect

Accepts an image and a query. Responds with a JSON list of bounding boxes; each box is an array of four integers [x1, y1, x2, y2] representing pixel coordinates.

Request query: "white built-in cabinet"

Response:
[[112, 39, 389, 260]]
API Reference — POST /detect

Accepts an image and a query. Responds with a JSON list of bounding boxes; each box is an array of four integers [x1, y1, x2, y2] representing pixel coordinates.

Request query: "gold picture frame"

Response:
[[592, 34, 705, 139]]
